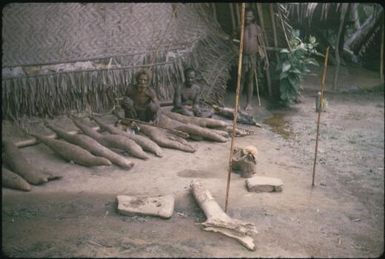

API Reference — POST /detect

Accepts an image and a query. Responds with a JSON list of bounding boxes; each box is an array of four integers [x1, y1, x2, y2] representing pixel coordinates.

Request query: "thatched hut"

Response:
[[2, 3, 235, 119]]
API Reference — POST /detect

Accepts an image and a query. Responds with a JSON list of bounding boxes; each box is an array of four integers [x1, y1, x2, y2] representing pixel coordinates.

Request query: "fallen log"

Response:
[[31, 133, 112, 167], [138, 124, 196, 153], [45, 122, 134, 170], [157, 114, 228, 143], [72, 117, 149, 160], [90, 116, 163, 157], [2, 167, 32, 192], [2, 140, 62, 185], [163, 111, 229, 129], [191, 179, 258, 251]]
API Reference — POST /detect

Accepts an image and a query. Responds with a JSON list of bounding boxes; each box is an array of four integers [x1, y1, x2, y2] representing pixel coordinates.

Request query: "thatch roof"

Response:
[[285, 3, 384, 58], [2, 3, 235, 119]]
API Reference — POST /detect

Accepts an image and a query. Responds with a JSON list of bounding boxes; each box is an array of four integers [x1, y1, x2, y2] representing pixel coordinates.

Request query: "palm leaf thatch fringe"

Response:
[[344, 8, 384, 57], [2, 61, 179, 120], [2, 37, 234, 121], [287, 3, 343, 26]]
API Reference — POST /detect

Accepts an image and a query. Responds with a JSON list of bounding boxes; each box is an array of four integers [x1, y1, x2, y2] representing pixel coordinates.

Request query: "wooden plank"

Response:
[[116, 194, 175, 219]]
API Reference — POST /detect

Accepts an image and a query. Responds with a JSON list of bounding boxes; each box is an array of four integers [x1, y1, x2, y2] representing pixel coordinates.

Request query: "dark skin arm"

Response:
[[191, 85, 201, 115], [173, 84, 183, 109]]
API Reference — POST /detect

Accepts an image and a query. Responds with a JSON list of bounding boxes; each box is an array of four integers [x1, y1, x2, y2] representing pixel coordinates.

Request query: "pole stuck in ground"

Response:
[[312, 47, 330, 187], [225, 3, 246, 212]]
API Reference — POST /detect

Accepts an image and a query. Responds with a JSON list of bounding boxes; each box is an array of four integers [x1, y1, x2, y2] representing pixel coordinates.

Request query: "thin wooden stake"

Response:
[[229, 3, 236, 34], [256, 3, 272, 97], [225, 3, 246, 212], [269, 4, 280, 63], [333, 3, 350, 90], [278, 10, 291, 52], [235, 4, 240, 29], [380, 22, 384, 81], [211, 3, 217, 22], [312, 47, 330, 187]]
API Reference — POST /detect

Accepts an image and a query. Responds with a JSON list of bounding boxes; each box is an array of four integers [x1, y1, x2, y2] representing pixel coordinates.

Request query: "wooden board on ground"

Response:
[[116, 194, 175, 219]]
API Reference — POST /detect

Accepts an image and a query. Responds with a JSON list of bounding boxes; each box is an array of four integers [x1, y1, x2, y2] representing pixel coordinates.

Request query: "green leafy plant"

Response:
[[276, 31, 321, 104]]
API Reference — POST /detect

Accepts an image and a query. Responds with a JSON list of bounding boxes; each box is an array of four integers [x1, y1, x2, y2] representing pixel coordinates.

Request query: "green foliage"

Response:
[[276, 30, 321, 104]]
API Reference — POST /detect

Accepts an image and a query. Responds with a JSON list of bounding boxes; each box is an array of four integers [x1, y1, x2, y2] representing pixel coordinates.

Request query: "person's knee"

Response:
[[121, 97, 134, 110], [179, 107, 194, 116], [148, 101, 160, 113]]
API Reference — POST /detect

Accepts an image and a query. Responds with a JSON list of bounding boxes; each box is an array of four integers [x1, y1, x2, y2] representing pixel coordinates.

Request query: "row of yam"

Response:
[[2, 112, 233, 192]]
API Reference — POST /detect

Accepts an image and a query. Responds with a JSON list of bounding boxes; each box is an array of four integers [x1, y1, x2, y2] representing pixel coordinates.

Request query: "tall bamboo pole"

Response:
[[225, 3, 245, 213], [333, 3, 349, 90], [212, 3, 217, 22], [278, 10, 291, 52], [256, 3, 272, 97], [229, 3, 236, 34], [380, 22, 384, 81], [256, 3, 268, 46], [269, 4, 280, 63], [312, 47, 330, 187], [235, 4, 240, 28]]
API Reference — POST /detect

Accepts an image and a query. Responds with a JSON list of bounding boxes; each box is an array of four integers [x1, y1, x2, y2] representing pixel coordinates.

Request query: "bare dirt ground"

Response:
[[2, 65, 384, 258]]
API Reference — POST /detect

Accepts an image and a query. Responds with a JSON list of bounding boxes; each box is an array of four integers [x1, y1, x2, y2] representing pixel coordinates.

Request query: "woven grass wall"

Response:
[[2, 3, 235, 119]]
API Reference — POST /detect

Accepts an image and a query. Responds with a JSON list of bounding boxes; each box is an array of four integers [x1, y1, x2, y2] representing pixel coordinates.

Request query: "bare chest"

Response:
[[181, 86, 199, 102]]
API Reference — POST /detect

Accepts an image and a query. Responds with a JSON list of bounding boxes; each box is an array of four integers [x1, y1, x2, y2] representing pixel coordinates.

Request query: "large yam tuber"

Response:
[[212, 105, 258, 126], [157, 114, 228, 143], [2, 140, 61, 185], [72, 117, 149, 160], [45, 123, 134, 170], [139, 124, 196, 153], [32, 134, 112, 167], [164, 111, 229, 128], [90, 116, 163, 157], [2, 167, 32, 191]]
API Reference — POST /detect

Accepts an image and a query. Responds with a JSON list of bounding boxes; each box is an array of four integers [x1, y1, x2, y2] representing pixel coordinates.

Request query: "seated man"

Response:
[[120, 69, 161, 123], [172, 68, 212, 118]]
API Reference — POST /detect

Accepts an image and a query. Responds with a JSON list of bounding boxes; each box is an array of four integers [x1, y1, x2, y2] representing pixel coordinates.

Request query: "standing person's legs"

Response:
[[240, 55, 250, 110], [245, 55, 256, 112], [240, 65, 246, 98], [245, 70, 254, 112]]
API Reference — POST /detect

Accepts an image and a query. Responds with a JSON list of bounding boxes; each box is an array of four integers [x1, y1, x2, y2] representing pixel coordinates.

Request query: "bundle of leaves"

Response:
[[276, 31, 321, 105]]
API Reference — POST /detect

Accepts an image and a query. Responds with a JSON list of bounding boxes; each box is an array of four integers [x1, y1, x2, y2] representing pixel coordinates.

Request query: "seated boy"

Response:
[[172, 68, 212, 118]]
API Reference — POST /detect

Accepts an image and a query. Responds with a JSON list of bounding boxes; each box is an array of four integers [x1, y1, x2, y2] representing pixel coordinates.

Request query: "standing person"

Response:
[[120, 69, 161, 123], [240, 8, 267, 112], [172, 68, 212, 118]]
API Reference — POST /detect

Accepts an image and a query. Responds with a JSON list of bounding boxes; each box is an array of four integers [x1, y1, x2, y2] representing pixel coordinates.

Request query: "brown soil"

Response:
[[2, 65, 384, 257]]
